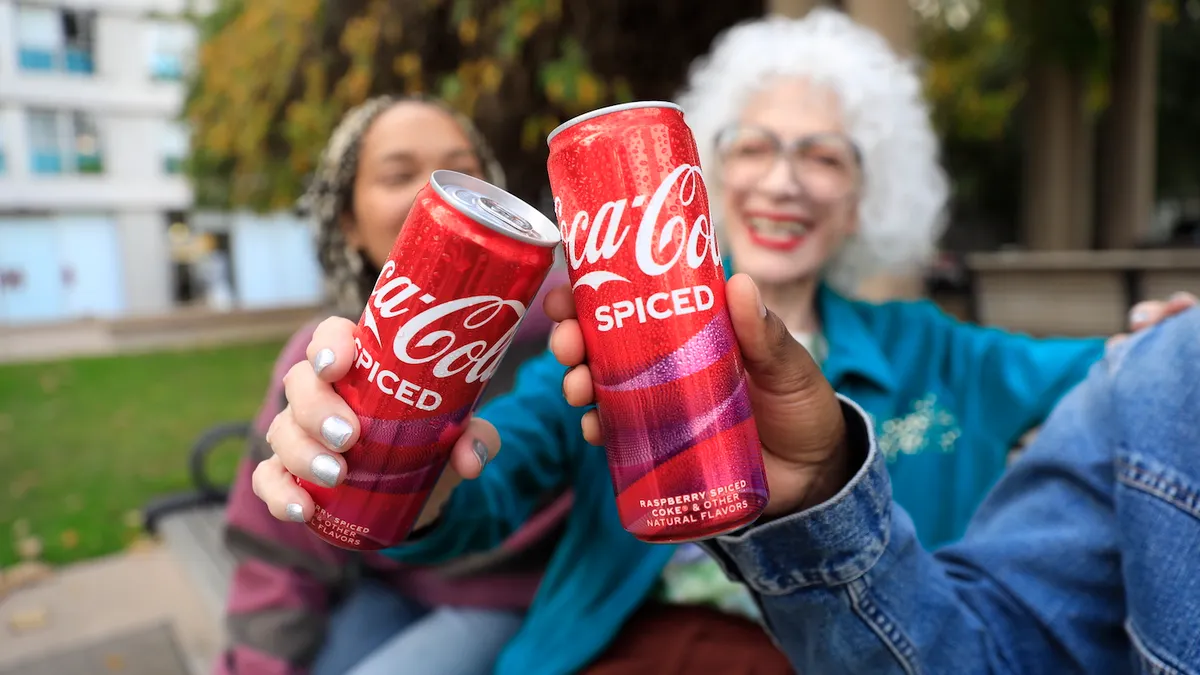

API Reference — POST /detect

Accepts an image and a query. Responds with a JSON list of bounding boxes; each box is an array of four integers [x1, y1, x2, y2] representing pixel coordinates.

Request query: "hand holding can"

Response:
[[546, 102, 769, 542], [289, 170, 560, 550]]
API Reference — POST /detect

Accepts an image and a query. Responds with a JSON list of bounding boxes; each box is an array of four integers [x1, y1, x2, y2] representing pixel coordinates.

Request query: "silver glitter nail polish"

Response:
[[311, 454, 341, 487], [321, 416, 353, 449], [285, 503, 306, 522], [313, 348, 336, 376], [472, 439, 489, 470]]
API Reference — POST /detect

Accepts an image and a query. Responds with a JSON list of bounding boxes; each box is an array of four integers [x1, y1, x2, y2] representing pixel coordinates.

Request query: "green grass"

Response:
[[0, 340, 285, 567]]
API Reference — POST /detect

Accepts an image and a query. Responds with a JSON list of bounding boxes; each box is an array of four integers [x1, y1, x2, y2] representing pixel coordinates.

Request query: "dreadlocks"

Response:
[[298, 94, 507, 314]]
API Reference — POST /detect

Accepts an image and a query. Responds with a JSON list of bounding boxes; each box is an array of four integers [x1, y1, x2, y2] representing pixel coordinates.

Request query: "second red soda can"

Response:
[[546, 101, 769, 542], [298, 170, 560, 550]]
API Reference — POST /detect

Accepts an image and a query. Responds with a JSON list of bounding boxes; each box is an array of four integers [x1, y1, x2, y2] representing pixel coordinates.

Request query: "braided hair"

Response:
[[297, 94, 507, 314]]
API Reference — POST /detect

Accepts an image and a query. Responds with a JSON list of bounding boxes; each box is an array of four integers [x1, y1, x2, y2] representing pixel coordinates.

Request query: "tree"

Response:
[[185, 0, 763, 212]]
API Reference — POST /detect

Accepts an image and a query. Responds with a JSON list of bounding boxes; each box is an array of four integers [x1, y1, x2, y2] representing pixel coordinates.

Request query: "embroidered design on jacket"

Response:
[[878, 393, 961, 462]]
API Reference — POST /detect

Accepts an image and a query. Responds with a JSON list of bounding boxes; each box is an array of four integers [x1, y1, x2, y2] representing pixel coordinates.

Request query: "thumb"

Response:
[[725, 273, 845, 472], [725, 273, 823, 397]]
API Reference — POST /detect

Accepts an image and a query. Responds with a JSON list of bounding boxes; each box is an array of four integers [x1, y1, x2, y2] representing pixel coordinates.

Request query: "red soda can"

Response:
[[546, 102, 768, 542], [299, 170, 560, 550]]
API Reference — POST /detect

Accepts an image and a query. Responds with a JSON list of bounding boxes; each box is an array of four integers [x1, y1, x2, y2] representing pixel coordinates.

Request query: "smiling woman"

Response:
[[646, 5, 1116, 641]]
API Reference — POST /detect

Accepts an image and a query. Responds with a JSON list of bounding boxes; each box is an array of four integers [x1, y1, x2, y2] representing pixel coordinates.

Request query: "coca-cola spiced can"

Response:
[[299, 170, 560, 550], [546, 101, 768, 542]]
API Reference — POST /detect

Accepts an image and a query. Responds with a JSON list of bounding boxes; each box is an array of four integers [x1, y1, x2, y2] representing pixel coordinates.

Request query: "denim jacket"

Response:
[[706, 307, 1200, 675]]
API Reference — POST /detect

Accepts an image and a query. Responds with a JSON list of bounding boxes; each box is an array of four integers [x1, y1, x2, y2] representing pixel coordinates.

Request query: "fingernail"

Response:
[[285, 503, 306, 522], [321, 416, 354, 449], [1129, 309, 1149, 325], [472, 439, 489, 471], [1171, 292, 1192, 303], [754, 282, 767, 319], [311, 454, 341, 487], [313, 348, 336, 376]]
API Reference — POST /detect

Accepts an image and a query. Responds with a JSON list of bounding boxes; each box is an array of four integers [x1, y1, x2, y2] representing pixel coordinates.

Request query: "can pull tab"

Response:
[[444, 185, 541, 239]]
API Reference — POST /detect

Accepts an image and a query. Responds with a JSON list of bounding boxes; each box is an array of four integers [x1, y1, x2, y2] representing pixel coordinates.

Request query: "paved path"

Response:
[[0, 544, 223, 675]]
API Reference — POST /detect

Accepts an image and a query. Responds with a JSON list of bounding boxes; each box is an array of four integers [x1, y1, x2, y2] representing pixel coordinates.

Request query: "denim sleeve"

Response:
[[384, 351, 581, 564], [703, 383, 1128, 675]]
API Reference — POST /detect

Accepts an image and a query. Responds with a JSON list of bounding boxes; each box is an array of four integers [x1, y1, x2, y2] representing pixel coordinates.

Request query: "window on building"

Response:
[[26, 110, 103, 175], [146, 22, 195, 81], [28, 109, 63, 174], [73, 113, 102, 174], [15, 5, 96, 75], [161, 122, 189, 174]]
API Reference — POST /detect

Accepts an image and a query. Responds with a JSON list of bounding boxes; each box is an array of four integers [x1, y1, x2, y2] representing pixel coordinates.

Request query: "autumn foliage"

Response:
[[185, 0, 763, 211]]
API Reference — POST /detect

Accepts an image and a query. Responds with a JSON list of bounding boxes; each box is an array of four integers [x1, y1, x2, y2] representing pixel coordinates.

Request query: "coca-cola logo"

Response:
[[361, 261, 526, 384], [554, 164, 722, 292]]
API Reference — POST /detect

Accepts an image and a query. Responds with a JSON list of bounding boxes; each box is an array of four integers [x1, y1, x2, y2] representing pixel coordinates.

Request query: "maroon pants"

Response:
[[582, 603, 795, 675]]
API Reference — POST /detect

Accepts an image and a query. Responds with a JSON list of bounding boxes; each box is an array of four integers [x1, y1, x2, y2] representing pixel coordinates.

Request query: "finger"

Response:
[[725, 273, 821, 396], [414, 469, 463, 530], [581, 409, 603, 446], [1128, 301, 1164, 331], [1106, 334, 1128, 350], [282, 361, 360, 453], [252, 455, 316, 523], [268, 407, 349, 488], [411, 420, 498, 530], [563, 364, 595, 407], [550, 319, 587, 368], [447, 417, 501, 481], [1164, 292, 1199, 316], [305, 317, 360, 382], [543, 284, 578, 323]]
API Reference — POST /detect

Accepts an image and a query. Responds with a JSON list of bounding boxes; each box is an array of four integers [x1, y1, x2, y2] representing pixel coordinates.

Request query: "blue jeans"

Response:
[[311, 579, 524, 675], [704, 307, 1200, 673]]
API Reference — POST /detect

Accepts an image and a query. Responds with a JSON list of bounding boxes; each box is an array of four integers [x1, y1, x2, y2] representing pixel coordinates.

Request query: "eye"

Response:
[[380, 172, 419, 186], [450, 163, 486, 180], [729, 140, 774, 159]]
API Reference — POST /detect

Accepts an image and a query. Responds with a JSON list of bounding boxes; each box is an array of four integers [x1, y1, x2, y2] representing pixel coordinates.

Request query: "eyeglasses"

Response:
[[714, 126, 862, 201]]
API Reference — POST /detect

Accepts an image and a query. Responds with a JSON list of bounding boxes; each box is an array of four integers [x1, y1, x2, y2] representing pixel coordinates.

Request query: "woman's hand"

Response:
[[251, 317, 500, 529], [1108, 292, 1198, 349]]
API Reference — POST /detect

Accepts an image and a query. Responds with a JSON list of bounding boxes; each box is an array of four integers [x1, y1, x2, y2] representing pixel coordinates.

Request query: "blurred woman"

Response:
[[215, 95, 568, 675]]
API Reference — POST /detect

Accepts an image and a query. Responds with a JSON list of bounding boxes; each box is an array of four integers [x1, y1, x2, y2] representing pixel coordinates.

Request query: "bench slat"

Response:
[[159, 506, 235, 616]]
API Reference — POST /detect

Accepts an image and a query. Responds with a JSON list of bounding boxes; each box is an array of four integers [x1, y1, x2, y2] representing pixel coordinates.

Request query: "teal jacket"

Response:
[[386, 274, 1106, 675]]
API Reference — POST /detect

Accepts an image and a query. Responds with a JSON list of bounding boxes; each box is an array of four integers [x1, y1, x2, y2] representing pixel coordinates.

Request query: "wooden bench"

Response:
[[158, 505, 235, 616], [967, 248, 1200, 336], [143, 422, 249, 617]]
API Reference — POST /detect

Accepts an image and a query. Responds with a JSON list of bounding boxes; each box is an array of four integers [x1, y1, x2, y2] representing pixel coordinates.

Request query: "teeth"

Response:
[[748, 217, 808, 238]]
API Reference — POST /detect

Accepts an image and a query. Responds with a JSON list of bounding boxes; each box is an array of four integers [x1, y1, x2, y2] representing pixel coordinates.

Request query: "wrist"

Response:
[[797, 428, 853, 510]]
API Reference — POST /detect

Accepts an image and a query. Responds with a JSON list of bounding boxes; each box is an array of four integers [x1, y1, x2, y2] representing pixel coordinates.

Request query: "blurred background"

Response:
[[0, 0, 1198, 672]]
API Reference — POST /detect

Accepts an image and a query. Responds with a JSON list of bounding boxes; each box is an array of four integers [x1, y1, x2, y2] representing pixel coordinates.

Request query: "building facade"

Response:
[[0, 0, 321, 326]]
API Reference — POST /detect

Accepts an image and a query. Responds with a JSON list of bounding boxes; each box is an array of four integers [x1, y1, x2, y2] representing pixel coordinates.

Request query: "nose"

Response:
[[757, 153, 803, 199]]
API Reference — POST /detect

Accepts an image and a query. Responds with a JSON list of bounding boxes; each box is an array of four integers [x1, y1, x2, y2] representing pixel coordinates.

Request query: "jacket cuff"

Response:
[[703, 395, 892, 594]]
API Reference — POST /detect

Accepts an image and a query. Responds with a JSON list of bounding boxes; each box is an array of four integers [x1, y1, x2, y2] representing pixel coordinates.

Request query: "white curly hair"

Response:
[[676, 8, 949, 294]]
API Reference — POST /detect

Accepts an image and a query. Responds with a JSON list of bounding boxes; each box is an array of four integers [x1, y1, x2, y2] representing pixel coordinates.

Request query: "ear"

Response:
[[340, 212, 362, 248]]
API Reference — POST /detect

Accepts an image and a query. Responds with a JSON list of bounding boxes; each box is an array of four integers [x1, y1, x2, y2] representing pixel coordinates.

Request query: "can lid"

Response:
[[431, 170, 561, 248], [546, 101, 683, 146]]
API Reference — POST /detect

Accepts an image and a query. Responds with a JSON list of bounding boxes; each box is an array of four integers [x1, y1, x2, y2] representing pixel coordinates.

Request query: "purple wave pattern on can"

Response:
[[343, 460, 445, 494], [340, 403, 472, 492], [593, 312, 735, 390], [602, 377, 754, 492], [358, 403, 474, 447]]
